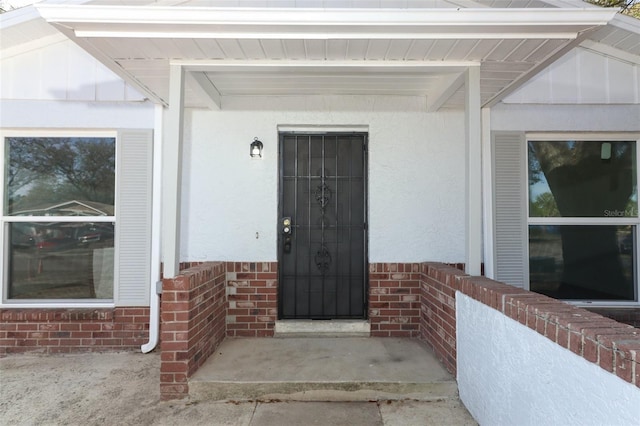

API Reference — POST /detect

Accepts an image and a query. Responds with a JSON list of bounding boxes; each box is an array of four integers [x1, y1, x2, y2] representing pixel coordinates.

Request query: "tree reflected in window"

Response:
[[529, 141, 637, 218], [528, 140, 637, 301], [7, 137, 115, 216], [4, 136, 116, 300]]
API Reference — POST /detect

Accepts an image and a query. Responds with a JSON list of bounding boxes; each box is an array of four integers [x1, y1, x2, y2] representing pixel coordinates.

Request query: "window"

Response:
[[528, 139, 638, 302], [3, 135, 116, 301]]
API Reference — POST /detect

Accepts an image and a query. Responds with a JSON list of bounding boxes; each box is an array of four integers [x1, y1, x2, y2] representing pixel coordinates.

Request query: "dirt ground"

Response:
[[0, 351, 477, 426], [1, 351, 253, 425]]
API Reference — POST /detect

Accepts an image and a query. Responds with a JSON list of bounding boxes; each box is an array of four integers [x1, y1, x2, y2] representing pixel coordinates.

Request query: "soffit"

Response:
[[33, 5, 618, 109], [474, 0, 640, 58], [588, 14, 640, 58]]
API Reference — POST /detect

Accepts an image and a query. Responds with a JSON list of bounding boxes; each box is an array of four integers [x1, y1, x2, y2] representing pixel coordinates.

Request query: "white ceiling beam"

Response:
[[180, 59, 476, 74], [73, 31, 585, 40], [187, 71, 221, 110], [426, 71, 468, 112]]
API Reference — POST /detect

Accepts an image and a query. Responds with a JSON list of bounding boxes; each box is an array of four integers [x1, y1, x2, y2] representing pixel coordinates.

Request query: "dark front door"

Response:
[[278, 133, 368, 319]]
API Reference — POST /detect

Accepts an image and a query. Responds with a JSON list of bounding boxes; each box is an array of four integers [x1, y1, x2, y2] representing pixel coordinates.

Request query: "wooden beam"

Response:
[[187, 71, 222, 110]]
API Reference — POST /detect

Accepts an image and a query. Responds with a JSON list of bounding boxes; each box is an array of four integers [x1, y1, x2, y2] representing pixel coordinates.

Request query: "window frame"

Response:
[[525, 132, 640, 307], [0, 129, 118, 308]]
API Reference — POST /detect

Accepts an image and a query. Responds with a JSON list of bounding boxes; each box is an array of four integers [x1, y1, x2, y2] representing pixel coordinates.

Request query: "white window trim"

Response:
[[0, 129, 118, 308], [525, 132, 640, 308]]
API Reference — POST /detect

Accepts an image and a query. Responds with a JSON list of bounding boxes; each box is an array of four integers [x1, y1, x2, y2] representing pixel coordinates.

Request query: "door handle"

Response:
[[282, 217, 292, 235], [282, 217, 292, 253]]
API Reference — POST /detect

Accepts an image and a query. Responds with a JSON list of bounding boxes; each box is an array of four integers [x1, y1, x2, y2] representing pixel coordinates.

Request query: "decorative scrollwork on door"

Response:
[[315, 245, 332, 274], [314, 181, 332, 210]]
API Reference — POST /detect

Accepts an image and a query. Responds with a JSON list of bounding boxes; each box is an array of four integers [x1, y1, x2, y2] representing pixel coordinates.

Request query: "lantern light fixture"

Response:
[[250, 137, 263, 158]]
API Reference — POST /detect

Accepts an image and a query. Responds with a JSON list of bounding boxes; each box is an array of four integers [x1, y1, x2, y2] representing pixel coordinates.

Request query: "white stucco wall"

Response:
[[456, 293, 640, 426], [178, 95, 466, 263]]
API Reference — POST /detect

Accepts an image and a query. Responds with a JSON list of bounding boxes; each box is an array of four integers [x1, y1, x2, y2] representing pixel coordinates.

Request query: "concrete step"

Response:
[[188, 337, 458, 402], [274, 320, 370, 338]]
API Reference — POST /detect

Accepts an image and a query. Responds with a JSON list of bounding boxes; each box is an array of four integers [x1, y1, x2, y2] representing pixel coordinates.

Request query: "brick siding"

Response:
[[160, 262, 226, 400], [419, 263, 463, 374], [226, 262, 278, 338], [0, 307, 149, 355], [369, 263, 421, 337]]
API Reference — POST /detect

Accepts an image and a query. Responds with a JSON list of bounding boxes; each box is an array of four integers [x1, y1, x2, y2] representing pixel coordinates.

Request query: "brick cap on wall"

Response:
[[421, 262, 640, 389]]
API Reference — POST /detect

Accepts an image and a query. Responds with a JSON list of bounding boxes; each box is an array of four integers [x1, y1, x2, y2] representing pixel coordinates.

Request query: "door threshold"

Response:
[[274, 320, 370, 338]]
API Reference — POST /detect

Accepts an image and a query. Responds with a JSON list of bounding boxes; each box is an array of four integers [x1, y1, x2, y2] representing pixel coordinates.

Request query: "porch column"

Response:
[[465, 66, 482, 276], [162, 64, 185, 278], [481, 107, 494, 279]]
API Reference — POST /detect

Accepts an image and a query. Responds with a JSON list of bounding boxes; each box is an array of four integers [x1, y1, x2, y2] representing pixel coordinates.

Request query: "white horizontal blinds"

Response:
[[115, 129, 153, 306], [493, 131, 527, 289]]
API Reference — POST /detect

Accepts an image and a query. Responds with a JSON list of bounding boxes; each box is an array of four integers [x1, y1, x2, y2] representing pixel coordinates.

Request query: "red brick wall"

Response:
[[226, 262, 278, 338], [419, 263, 640, 390], [160, 262, 226, 400], [369, 263, 421, 337], [419, 263, 465, 375], [0, 307, 149, 355]]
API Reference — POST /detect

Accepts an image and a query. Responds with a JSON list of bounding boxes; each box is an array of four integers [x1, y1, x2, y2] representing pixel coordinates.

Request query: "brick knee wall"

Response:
[[419, 263, 464, 375], [369, 263, 421, 337], [0, 308, 149, 355], [419, 263, 640, 389], [160, 262, 226, 400], [226, 262, 278, 337]]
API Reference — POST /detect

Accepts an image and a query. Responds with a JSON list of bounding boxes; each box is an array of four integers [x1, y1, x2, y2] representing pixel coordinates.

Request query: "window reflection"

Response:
[[528, 141, 637, 218], [529, 225, 635, 301], [8, 222, 115, 299], [4, 136, 116, 301], [6, 137, 115, 216]]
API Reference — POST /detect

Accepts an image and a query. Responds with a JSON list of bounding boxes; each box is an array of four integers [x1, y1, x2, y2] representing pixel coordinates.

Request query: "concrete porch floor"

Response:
[[189, 337, 459, 402]]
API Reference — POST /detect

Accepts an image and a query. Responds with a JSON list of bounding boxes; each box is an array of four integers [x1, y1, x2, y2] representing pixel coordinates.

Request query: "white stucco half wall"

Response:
[[456, 293, 640, 426], [178, 95, 465, 263]]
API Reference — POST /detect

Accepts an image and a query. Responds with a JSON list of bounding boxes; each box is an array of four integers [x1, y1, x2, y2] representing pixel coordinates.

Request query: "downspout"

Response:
[[142, 104, 164, 353]]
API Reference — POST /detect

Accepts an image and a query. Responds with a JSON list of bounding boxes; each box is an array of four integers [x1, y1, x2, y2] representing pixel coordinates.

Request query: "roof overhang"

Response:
[[35, 5, 618, 110], [37, 6, 616, 39]]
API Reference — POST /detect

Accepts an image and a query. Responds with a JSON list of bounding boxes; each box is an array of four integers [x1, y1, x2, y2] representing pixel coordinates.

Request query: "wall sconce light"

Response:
[[250, 137, 263, 158]]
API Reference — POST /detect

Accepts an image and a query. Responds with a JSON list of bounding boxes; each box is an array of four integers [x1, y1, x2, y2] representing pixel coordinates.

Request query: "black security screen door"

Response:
[[278, 133, 368, 319]]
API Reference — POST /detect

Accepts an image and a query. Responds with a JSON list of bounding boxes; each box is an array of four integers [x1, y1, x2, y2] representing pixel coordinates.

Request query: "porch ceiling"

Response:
[[36, 5, 617, 110]]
